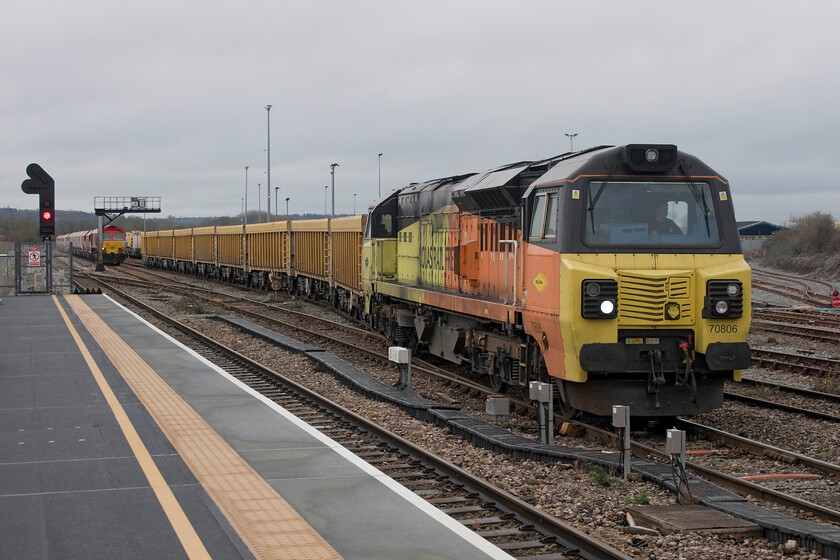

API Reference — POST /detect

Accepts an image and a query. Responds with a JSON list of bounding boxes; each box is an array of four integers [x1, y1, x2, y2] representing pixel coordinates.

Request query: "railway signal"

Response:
[[21, 163, 56, 239]]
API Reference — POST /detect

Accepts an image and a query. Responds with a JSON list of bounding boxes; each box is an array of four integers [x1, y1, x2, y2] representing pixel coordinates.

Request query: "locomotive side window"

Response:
[[544, 195, 558, 238], [529, 195, 546, 239], [369, 194, 399, 239], [375, 214, 393, 237], [529, 193, 558, 239]]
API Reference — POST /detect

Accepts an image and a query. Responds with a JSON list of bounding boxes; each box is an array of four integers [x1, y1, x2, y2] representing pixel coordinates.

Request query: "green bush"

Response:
[[762, 212, 839, 266]]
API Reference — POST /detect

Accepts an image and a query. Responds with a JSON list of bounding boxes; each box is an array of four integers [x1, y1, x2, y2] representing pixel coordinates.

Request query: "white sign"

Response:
[[28, 250, 41, 267]]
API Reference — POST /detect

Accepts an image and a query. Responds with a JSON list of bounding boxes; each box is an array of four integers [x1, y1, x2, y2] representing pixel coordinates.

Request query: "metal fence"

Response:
[[1, 242, 72, 296]]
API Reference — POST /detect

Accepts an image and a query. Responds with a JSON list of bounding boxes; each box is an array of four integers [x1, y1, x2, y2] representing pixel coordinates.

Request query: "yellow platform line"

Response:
[[61, 294, 343, 560], [53, 295, 211, 560]]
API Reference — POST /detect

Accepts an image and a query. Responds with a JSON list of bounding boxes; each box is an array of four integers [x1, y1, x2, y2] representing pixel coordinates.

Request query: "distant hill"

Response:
[[0, 207, 331, 243]]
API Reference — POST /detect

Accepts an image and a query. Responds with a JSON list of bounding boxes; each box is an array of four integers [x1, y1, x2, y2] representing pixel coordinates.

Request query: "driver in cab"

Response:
[[649, 200, 682, 235]]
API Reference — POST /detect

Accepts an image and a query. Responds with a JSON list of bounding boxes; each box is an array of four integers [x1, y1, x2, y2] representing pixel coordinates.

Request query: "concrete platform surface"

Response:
[[1, 294, 511, 560]]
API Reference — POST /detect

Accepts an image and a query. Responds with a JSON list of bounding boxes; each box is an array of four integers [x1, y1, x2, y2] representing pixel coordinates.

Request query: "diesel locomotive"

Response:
[[362, 144, 750, 417], [57, 224, 128, 265], [142, 144, 751, 417]]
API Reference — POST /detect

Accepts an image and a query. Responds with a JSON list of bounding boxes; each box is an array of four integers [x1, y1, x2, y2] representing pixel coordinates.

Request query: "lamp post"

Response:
[[324, 185, 328, 216], [244, 166, 249, 226], [265, 105, 272, 222], [258, 183, 261, 223], [285, 197, 289, 217], [565, 132, 578, 152], [330, 163, 339, 218], [354, 193, 357, 215], [275, 186, 279, 218], [378, 152, 383, 197]]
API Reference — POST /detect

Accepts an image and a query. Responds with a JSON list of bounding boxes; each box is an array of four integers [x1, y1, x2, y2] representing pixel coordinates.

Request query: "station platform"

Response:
[[0, 294, 510, 560]]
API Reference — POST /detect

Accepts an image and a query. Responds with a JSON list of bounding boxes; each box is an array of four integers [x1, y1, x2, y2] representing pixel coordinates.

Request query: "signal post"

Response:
[[18, 164, 56, 293]]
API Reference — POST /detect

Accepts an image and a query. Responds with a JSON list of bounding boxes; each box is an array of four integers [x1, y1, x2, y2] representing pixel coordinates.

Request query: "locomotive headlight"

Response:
[[581, 279, 618, 319], [705, 279, 744, 319], [665, 302, 681, 320], [645, 148, 659, 163]]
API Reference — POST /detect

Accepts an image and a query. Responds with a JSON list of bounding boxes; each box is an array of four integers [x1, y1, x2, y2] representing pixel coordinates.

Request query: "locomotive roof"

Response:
[[531, 145, 726, 190]]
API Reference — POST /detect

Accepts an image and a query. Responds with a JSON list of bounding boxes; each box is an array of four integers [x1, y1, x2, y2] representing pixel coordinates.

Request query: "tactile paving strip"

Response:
[[65, 295, 343, 560]]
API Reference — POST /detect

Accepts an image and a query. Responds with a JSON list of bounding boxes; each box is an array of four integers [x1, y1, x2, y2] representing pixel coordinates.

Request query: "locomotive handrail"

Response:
[[499, 239, 518, 305], [372, 238, 378, 282]]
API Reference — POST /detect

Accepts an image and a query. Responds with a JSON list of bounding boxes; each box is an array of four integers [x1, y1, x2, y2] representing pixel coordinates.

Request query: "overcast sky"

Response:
[[3, 1, 838, 225]]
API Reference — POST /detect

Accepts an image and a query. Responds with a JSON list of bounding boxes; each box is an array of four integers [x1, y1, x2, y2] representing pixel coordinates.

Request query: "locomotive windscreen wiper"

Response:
[[679, 161, 711, 236], [587, 163, 618, 233]]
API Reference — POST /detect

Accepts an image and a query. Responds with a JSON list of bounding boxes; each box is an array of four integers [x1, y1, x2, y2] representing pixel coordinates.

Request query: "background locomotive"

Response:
[[126, 231, 143, 258], [142, 144, 751, 417], [57, 224, 128, 265]]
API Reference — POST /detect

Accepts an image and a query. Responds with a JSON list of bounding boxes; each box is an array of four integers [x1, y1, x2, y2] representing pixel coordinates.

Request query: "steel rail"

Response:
[[78, 270, 840, 528], [85, 275, 632, 560]]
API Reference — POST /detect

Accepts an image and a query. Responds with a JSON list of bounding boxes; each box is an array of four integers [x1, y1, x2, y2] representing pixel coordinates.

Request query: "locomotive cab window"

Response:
[[368, 194, 399, 239], [584, 181, 720, 247], [529, 193, 558, 239], [375, 214, 393, 237]]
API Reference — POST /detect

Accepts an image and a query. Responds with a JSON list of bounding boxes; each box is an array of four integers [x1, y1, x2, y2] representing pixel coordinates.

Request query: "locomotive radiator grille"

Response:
[[617, 272, 693, 324]]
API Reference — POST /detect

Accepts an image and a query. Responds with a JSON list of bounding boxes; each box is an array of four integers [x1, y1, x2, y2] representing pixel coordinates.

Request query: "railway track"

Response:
[[73, 272, 631, 560], [727, 376, 840, 422], [750, 347, 840, 377], [76, 265, 840, 533], [752, 267, 837, 308]]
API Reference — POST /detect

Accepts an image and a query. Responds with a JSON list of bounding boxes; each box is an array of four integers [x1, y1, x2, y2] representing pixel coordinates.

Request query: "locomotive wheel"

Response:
[[489, 357, 510, 393], [553, 378, 580, 419], [488, 368, 505, 394]]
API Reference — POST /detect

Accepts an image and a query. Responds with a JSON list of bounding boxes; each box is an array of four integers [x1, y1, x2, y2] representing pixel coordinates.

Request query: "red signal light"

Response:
[[42, 210, 53, 221]]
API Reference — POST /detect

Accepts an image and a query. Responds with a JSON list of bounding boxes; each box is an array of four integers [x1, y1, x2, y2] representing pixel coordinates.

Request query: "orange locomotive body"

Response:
[[362, 145, 751, 417]]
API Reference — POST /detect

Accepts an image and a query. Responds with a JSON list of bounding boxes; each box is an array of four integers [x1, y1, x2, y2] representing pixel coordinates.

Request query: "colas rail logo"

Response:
[[533, 273, 548, 293]]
